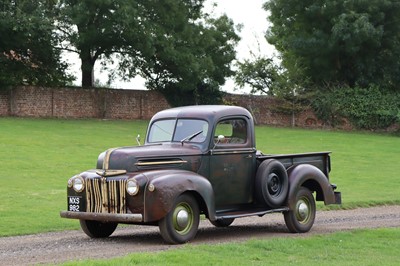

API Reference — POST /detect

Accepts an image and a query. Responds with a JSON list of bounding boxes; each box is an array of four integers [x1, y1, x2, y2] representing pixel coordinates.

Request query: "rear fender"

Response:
[[287, 164, 336, 209], [142, 170, 216, 222]]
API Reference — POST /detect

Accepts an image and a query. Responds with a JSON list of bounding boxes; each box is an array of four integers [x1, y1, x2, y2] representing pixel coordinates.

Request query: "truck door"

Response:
[[209, 117, 256, 208]]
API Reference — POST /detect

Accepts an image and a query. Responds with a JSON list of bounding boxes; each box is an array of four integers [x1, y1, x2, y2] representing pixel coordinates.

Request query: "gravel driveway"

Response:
[[1, 205, 400, 265]]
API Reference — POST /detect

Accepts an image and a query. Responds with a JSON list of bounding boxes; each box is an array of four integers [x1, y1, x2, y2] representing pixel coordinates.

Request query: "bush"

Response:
[[312, 85, 400, 130]]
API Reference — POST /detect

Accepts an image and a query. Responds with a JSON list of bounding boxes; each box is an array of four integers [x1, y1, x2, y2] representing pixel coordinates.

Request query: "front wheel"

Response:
[[159, 194, 200, 244], [80, 220, 118, 238], [283, 187, 316, 233]]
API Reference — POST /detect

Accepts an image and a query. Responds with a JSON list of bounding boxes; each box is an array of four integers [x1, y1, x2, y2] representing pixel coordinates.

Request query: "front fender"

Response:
[[142, 170, 216, 222], [287, 164, 336, 209]]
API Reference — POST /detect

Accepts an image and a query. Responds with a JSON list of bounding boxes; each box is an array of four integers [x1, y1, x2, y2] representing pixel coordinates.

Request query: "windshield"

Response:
[[147, 119, 209, 143]]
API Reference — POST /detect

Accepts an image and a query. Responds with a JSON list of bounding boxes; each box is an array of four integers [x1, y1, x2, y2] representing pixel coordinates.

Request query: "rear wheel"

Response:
[[284, 187, 316, 233], [80, 220, 118, 238], [159, 194, 200, 244], [210, 218, 235, 227]]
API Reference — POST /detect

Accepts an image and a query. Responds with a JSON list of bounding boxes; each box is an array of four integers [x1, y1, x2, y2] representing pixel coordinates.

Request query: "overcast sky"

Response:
[[205, 0, 275, 93], [206, 0, 274, 60], [64, 0, 275, 94]]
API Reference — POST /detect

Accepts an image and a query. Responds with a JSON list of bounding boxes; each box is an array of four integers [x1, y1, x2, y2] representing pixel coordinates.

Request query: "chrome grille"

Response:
[[86, 178, 127, 214]]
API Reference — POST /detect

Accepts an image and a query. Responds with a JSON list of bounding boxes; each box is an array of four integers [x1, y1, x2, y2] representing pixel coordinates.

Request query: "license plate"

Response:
[[68, 196, 83, 212]]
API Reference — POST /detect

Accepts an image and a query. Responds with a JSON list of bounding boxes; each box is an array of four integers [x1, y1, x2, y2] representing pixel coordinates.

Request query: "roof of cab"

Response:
[[150, 105, 253, 123]]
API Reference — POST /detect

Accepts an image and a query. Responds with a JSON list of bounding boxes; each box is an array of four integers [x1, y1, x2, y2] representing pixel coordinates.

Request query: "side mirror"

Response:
[[217, 135, 225, 142], [136, 134, 141, 146], [211, 135, 225, 152]]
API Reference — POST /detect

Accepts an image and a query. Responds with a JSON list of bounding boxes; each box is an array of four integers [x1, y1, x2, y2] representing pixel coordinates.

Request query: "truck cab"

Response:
[[61, 105, 341, 244]]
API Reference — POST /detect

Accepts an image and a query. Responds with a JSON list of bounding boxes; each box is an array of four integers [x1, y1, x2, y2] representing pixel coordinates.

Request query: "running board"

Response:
[[215, 207, 289, 220]]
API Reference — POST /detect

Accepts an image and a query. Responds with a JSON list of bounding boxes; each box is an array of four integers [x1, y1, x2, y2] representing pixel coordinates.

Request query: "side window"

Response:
[[214, 118, 248, 145]]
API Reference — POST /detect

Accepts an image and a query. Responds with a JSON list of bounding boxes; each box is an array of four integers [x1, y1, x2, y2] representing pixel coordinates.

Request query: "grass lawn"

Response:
[[61, 228, 400, 265], [0, 118, 148, 235], [0, 117, 399, 237]]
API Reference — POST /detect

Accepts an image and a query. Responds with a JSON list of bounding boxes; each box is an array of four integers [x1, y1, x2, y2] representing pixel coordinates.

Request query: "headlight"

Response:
[[126, 179, 139, 195], [72, 176, 85, 192]]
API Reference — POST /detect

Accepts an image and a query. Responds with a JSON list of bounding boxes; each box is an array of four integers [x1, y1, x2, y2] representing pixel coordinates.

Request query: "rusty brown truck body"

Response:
[[60, 105, 341, 244]]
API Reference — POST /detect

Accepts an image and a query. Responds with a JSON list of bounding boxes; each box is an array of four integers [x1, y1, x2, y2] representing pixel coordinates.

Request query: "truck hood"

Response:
[[97, 143, 204, 173]]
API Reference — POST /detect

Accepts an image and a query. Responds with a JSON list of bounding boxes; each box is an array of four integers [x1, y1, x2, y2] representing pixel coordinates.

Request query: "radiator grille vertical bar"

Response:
[[109, 180, 116, 213], [95, 178, 102, 213], [101, 177, 108, 213], [119, 180, 126, 213], [86, 179, 92, 212], [86, 178, 127, 214]]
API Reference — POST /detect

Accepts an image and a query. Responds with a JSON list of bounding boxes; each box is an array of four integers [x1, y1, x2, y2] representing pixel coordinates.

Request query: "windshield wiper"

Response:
[[180, 130, 203, 145]]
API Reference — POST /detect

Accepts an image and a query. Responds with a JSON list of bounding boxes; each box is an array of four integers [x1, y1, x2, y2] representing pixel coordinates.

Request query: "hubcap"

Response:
[[296, 199, 310, 223], [176, 209, 189, 228], [268, 173, 280, 195], [173, 203, 193, 234]]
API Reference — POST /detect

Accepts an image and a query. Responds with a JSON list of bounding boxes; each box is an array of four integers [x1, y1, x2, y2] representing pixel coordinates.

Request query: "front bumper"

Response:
[[60, 211, 143, 223]]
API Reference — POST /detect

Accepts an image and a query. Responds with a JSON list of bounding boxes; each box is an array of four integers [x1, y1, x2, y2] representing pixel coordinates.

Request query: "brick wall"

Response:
[[1, 86, 170, 120], [10, 86, 53, 117], [0, 90, 10, 116], [0, 86, 327, 128], [224, 93, 325, 128], [53, 87, 104, 118], [103, 89, 170, 119]]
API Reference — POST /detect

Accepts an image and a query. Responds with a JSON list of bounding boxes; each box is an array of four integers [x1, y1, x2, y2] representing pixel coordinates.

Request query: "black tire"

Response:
[[79, 220, 118, 238], [159, 194, 200, 244], [255, 159, 289, 207], [210, 218, 235, 227], [284, 187, 316, 233]]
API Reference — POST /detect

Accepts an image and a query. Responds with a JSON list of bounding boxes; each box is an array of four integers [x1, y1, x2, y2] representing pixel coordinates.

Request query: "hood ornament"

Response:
[[96, 169, 127, 177]]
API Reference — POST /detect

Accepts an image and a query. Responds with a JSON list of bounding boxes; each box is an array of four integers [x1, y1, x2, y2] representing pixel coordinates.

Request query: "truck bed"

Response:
[[257, 151, 331, 177]]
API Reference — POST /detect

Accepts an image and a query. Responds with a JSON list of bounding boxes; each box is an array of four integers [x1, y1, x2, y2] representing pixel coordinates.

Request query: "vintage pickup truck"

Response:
[[60, 105, 341, 244]]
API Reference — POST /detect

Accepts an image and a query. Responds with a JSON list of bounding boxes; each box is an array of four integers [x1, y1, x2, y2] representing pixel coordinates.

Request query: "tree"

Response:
[[0, 0, 71, 88], [57, 0, 141, 87], [235, 56, 284, 96], [265, 0, 400, 90], [126, 13, 240, 106], [235, 54, 311, 127], [57, 0, 240, 106]]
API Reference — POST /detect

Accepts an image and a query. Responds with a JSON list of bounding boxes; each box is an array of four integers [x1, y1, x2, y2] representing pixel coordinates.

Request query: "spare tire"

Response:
[[255, 159, 289, 207]]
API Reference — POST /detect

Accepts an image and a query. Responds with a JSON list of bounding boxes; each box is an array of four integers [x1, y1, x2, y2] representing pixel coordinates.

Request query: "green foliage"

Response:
[[312, 85, 400, 129], [234, 54, 311, 121], [159, 82, 224, 107], [235, 56, 283, 96], [264, 0, 400, 129], [127, 12, 240, 106], [57, 0, 141, 86], [265, 0, 400, 89], [0, 0, 72, 89], [57, 0, 239, 104]]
